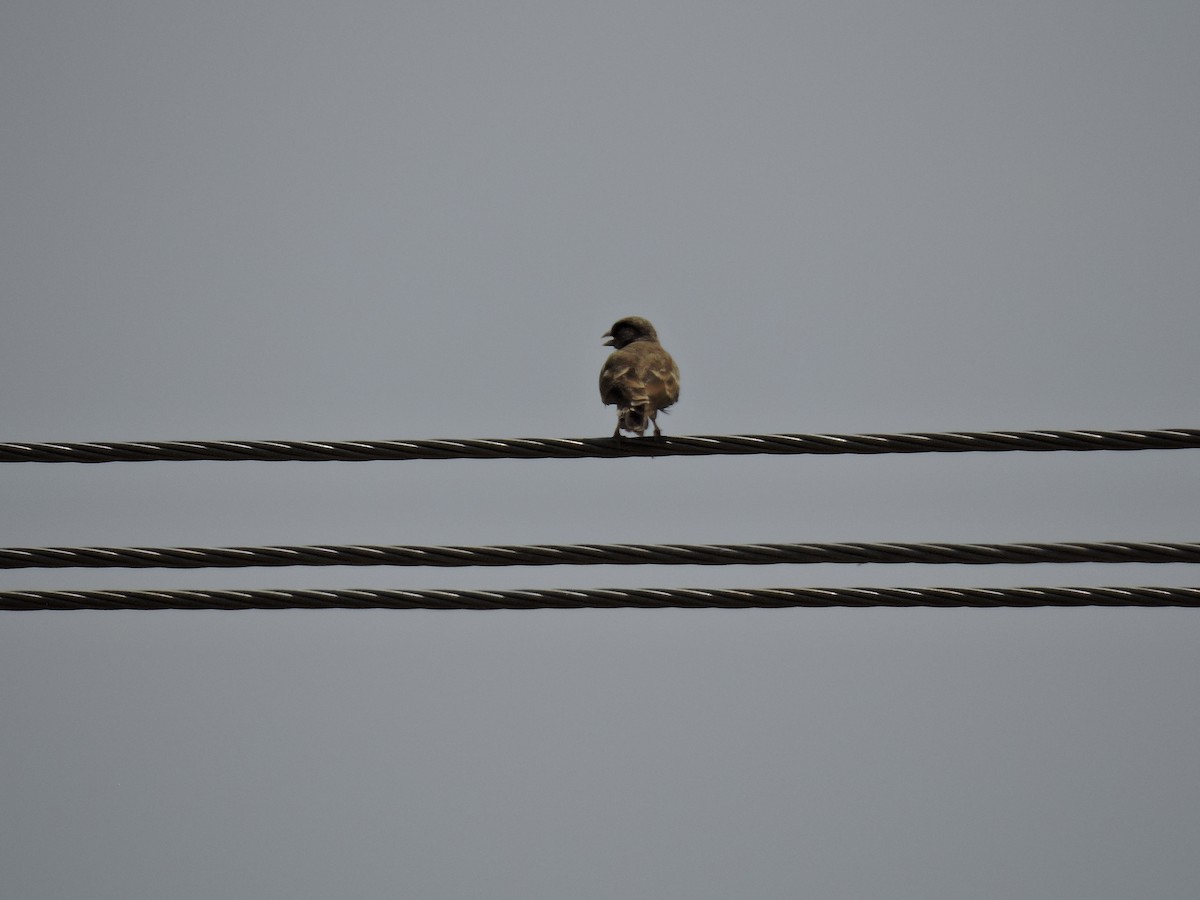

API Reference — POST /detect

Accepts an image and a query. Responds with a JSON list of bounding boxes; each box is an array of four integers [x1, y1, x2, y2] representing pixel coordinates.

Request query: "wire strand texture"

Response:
[[2, 427, 1198, 463], [4, 586, 1199, 611], [4, 541, 1200, 570]]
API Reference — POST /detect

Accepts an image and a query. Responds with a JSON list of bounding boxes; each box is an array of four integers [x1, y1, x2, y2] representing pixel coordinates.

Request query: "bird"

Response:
[[599, 316, 680, 438]]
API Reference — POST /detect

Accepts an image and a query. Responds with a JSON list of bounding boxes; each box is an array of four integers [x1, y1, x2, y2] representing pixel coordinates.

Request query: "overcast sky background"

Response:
[[2, 2, 1199, 898]]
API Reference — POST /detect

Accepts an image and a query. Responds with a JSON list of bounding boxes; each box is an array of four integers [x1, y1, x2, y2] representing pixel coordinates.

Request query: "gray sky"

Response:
[[2, 2, 1199, 898]]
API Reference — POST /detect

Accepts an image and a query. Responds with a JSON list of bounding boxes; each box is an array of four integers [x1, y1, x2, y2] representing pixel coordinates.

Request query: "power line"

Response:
[[4, 586, 1198, 611], [4, 540, 1200, 570], [2, 427, 1198, 464], [7, 429, 1197, 613]]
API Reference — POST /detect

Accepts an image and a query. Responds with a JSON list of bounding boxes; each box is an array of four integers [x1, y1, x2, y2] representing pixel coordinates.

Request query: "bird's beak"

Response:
[[602, 330, 615, 347]]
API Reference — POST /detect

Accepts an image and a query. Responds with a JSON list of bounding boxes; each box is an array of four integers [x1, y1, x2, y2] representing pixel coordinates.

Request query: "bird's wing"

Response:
[[639, 348, 680, 409], [599, 356, 637, 406]]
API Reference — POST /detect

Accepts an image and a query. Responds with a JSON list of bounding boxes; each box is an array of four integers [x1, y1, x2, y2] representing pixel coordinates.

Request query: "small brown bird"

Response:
[[599, 316, 680, 438]]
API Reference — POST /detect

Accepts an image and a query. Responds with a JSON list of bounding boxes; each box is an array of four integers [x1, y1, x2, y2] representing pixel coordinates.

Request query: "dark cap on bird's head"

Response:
[[603, 316, 660, 348]]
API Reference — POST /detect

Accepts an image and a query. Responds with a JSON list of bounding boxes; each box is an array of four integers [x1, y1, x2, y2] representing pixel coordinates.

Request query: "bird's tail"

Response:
[[618, 405, 648, 436]]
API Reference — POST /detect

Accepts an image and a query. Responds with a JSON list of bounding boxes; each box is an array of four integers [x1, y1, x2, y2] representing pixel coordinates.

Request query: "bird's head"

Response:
[[603, 316, 659, 348]]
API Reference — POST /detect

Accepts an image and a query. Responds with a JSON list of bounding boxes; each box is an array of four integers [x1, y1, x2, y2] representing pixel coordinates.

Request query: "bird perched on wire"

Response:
[[599, 316, 680, 438]]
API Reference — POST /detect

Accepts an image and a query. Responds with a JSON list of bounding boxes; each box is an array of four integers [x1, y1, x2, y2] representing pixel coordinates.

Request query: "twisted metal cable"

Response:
[[4, 541, 1200, 570], [3, 586, 1198, 611], [2, 428, 1198, 463]]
